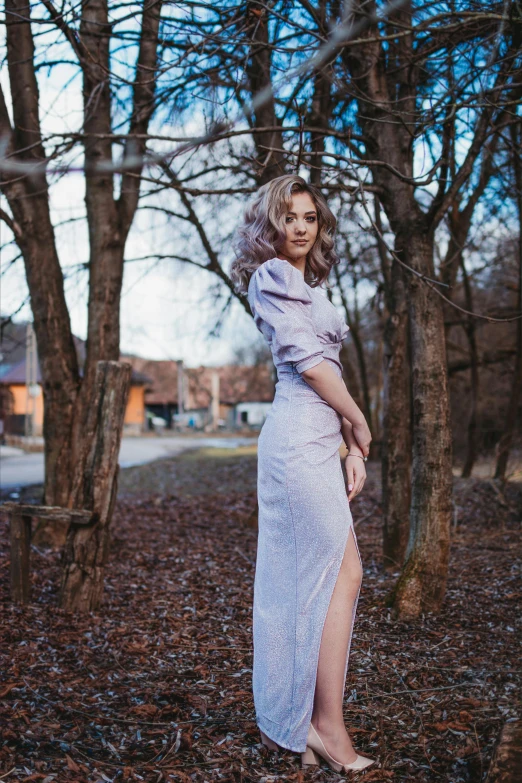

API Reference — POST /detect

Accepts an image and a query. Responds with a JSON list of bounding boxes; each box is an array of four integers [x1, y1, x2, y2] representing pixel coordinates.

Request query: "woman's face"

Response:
[[277, 191, 319, 265]]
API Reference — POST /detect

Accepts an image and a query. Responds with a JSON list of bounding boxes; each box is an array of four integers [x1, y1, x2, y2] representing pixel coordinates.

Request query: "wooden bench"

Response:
[[5, 503, 95, 603]]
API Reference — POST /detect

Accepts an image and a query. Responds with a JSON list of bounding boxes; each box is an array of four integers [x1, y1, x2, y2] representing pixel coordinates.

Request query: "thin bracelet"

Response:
[[347, 453, 368, 462]]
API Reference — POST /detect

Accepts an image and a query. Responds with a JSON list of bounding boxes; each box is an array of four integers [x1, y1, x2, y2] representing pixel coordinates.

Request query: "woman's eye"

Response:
[[306, 216, 316, 222]]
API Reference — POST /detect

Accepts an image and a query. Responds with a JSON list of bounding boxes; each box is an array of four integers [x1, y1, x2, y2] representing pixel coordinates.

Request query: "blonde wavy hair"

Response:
[[230, 175, 338, 293]]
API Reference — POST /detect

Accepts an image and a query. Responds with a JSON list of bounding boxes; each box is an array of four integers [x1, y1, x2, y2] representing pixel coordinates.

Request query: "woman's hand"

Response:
[[345, 452, 367, 502], [351, 417, 372, 458]]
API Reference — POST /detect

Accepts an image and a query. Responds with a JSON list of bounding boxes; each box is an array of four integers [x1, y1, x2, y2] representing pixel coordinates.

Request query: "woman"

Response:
[[230, 175, 375, 773]]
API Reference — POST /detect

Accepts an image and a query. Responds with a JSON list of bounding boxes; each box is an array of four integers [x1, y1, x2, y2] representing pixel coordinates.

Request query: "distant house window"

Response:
[[240, 410, 248, 423]]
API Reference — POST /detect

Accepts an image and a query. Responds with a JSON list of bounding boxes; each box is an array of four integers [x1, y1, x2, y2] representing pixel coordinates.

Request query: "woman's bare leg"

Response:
[[310, 526, 363, 762]]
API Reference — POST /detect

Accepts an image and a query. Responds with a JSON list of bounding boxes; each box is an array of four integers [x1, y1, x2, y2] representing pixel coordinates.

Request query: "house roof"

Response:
[[123, 355, 275, 407], [0, 319, 275, 406], [0, 319, 148, 385], [0, 359, 33, 384]]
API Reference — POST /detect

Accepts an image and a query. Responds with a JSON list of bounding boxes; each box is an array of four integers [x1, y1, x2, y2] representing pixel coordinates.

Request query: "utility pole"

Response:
[[210, 369, 220, 431], [25, 323, 38, 439], [177, 359, 184, 421]]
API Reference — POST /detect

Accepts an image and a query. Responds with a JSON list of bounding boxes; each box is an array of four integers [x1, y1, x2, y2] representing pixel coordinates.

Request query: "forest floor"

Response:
[[0, 447, 521, 783]]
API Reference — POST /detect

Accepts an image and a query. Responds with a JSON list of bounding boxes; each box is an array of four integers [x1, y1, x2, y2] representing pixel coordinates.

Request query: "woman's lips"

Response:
[[292, 240, 308, 245]]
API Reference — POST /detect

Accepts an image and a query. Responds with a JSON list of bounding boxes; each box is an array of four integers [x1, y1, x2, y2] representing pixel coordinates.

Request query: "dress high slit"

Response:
[[248, 257, 363, 753]]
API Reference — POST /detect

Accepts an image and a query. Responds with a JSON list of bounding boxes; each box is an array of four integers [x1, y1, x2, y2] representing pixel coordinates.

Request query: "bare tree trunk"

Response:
[[348, 318, 373, 434], [309, 70, 331, 187], [10, 512, 32, 603], [69, 0, 126, 469], [246, 3, 286, 185], [354, 51, 455, 609], [460, 256, 479, 478], [60, 362, 131, 611], [1, 1, 81, 514], [375, 199, 412, 568], [382, 256, 412, 570], [390, 231, 453, 618], [442, 220, 480, 478], [495, 120, 522, 480], [343, 2, 453, 614], [1, 0, 162, 551], [440, 124, 502, 477], [339, 341, 364, 414], [373, 339, 383, 443], [485, 720, 522, 783], [70, 0, 162, 544], [333, 262, 373, 432]]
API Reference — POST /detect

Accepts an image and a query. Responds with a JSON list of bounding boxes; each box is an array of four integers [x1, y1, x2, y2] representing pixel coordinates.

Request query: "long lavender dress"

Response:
[[247, 257, 362, 753]]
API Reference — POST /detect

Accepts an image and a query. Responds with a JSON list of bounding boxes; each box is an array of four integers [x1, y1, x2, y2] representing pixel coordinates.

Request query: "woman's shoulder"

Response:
[[248, 257, 308, 295]]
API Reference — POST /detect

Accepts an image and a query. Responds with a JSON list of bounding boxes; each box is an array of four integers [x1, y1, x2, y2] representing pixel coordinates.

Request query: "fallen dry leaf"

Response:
[[1, 455, 520, 782]]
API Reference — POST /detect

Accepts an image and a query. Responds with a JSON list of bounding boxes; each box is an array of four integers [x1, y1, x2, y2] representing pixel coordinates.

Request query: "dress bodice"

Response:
[[247, 257, 349, 377]]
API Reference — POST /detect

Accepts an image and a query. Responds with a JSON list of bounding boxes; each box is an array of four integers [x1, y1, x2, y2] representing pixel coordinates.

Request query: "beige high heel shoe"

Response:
[[301, 723, 376, 772], [260, 729, 279, 751]]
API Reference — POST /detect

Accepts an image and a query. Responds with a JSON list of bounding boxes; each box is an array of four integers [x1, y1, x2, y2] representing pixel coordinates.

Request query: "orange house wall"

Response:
[[11, 384, 44, 429], [7, 383, 145, 432], [125, 385, 145, 425]]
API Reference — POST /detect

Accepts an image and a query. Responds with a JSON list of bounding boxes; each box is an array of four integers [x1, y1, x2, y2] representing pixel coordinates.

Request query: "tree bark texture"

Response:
[[381, 259, 412, 570], [346, 312, 373, 435], [485, 720, 522, 783], [309, 70, 331, 187], [392, 232, 453, 618], [10, 513, 32, 604], [59, 361, 131, 612], [344, 1, 453, 615], [495, 121, 522, 480], [459, 256, 480, 478], [71, 0, 163, 472], [246, 2, 286, 185], [440, 125, 501, 477], [1, 0, 81, 510], [333, 263, 373, 433], [339, 341, 364, 415]]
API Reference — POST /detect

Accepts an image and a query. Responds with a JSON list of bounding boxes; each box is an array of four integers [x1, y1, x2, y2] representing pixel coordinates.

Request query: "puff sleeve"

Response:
[[248, 257, 325, 374]]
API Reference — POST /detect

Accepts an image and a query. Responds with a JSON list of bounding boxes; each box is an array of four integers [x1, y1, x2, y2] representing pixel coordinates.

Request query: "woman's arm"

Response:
[[301, 360, 372, 456], [341, 417, 367, 501], [340, 418, 364, 455]]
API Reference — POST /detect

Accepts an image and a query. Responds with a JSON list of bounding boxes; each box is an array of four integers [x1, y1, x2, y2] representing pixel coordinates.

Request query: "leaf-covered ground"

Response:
[[1, 448, 521, 782]]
